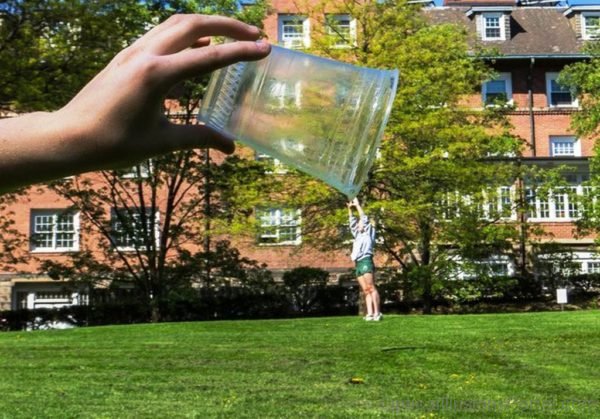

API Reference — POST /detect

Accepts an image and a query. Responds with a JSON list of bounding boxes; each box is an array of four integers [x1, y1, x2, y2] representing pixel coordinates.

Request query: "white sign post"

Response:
[[556, 288, 568, 311]]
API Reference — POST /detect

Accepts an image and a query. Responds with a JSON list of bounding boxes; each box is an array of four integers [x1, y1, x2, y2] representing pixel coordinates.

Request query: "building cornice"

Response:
[[477, 54, 591, 60], [564, 6, 600, 17], [465, 6, 514, 17]]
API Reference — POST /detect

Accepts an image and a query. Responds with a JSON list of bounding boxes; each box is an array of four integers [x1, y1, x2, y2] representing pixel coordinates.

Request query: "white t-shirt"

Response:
[[349, 214, 376, 262]]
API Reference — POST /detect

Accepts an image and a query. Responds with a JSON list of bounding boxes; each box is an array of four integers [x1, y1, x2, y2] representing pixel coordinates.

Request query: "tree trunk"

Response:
[[358, 289, 367, 316], [419, 219, 433, 314]]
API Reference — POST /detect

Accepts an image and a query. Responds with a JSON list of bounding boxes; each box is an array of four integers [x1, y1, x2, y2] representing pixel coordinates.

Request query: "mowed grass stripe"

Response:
[[0, 311, 599, 418]]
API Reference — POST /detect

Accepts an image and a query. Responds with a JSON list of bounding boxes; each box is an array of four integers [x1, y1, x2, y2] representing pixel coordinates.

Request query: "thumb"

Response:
[[162, 122, 236, 155]]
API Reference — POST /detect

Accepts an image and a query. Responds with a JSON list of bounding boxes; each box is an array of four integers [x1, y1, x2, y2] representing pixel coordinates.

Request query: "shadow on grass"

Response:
[[380, 346, 427, 352]]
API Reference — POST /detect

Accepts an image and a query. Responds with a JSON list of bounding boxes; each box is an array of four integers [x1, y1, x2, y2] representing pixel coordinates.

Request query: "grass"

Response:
[[1, 311, 599, 418]]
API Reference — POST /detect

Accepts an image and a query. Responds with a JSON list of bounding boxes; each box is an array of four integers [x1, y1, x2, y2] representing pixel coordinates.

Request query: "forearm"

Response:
[[355, 203, 365, 218], [0, 111, 81, 192], [0, 15, 270, 194]]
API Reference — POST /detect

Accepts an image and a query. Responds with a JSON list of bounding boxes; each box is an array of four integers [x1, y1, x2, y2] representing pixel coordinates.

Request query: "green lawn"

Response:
[[1, 311, 599, 418]]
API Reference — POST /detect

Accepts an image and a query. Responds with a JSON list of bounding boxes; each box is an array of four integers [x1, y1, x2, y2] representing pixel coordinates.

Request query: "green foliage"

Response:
[[0, 191, 29, 269], [0, 0, 268, 113], [0, 0, 151, 112], [282, 266, 330, 313], [294, 0, 525, 311], [561, 48, 600, 248], [0, 0, 272, 320]]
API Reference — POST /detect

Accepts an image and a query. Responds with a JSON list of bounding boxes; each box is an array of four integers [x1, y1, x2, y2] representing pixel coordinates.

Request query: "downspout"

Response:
[[528, 57, 536, 156], [204, 148, 211, 284]]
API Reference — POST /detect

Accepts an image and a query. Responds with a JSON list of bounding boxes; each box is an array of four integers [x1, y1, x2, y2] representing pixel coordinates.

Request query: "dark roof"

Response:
[[444, 0, 516, 6], [425, 7, 586, 56]]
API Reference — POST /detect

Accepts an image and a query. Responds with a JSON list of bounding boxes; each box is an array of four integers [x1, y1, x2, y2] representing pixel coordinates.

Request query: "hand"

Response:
[[59, 14, 271, 169], [0, 14, 272, 193], [0, 15, 271, 193]]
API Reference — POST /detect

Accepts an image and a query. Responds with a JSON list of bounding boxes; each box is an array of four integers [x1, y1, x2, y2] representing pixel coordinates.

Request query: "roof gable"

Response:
[[425, 7, 585, 56]]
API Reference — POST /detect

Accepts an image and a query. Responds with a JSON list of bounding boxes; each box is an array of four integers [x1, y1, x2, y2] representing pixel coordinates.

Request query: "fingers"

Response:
[[161, 122, 236, 155], [147, 14, 262, 55], [191, 37, 211, 49], [160, 40, 271, 84]]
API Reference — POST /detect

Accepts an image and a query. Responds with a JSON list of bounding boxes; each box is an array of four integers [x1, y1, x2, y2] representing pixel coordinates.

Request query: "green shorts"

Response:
[[355, 257, 375, 277]]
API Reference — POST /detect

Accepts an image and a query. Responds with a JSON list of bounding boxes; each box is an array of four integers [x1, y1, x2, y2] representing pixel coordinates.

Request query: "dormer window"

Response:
[[482, 13, 505, 40], [582, 13, 600, 40], [467, 8, 512, 41]]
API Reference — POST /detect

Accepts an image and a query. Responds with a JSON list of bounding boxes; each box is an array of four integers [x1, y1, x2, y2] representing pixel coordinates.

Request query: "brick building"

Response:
[[2, 0, 600, 310]]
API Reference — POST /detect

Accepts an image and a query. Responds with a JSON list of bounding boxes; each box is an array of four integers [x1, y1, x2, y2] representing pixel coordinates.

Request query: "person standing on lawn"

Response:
[[348, 197, 382, 321]]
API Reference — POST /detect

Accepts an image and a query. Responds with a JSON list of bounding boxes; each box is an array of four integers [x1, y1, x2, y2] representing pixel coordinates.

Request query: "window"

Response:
[[257, 208, 301, 245], [119, 160, 152, 179], [266, 79, 302, 110], [325, 14, 357, 48], [488, 260, 511, 277], [546, 73, 577, 107], [587, 261, 600, 273], [278, 15, 310, 49], [550, 136, 580, 157], [456, 255, 514, 279], [582, 13, 600, 40], [256, 152, 287, 174], [30, 210, 79, 252], [482, 73, 512, 105], [526, 175, 589, 221], [478, 186, 514, 220], [110, 208, 159, 251], [482, 13, 505, 40]]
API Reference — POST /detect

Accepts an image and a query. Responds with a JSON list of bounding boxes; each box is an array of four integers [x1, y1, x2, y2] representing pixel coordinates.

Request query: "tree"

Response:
[[282, 0, 525, 312], [560, 45, 600, 249], [282, 267, 329, 313], [2, 0, 273, 321], [0, 192, 29, 270], [0, 0, 152, 113]]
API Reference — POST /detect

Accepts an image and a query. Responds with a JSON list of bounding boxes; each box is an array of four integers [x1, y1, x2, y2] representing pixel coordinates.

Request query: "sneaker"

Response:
[[363, 314, 374, 321], [372, 313, 383, 321]]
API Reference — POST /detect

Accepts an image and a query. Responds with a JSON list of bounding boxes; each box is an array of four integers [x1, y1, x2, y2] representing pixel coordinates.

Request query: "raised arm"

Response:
[[0, 14, 271, 194], [348, 201, 358, 238], [352, 197, 366, 219]]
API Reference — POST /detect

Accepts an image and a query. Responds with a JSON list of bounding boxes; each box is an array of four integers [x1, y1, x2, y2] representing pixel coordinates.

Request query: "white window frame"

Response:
[[257, 208, 302, 246], [110, 208, 160, 251], [455, 254, 515, 280], [482, 13, 505, 41], [120, 160, 153, 179], [586, 260, 600, 273], [550, 136, 581, 157], [582, 12, 600, 40], [526, 174, 588, 222], [479, 186, 516, 220], [325, 14, 357, 48], [30, 210, 80, 253], [268, 80, 302, 110], [541, 251, 600, 275], [482, 72, 513, 106], [278, 15, 310, 49], [546, 72, 578, 108], [256, 152, 288, 174]]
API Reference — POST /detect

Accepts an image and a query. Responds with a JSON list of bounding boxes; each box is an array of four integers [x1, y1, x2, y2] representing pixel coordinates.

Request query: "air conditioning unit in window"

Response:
[[283, 39, 304, 49]]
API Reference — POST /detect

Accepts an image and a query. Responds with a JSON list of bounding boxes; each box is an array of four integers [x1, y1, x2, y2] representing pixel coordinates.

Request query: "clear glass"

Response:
[[198, 45, 399, 198]]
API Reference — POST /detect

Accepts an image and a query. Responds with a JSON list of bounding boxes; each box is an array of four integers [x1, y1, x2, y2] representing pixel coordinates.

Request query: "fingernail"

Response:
[[255, 40, 270, 51]]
